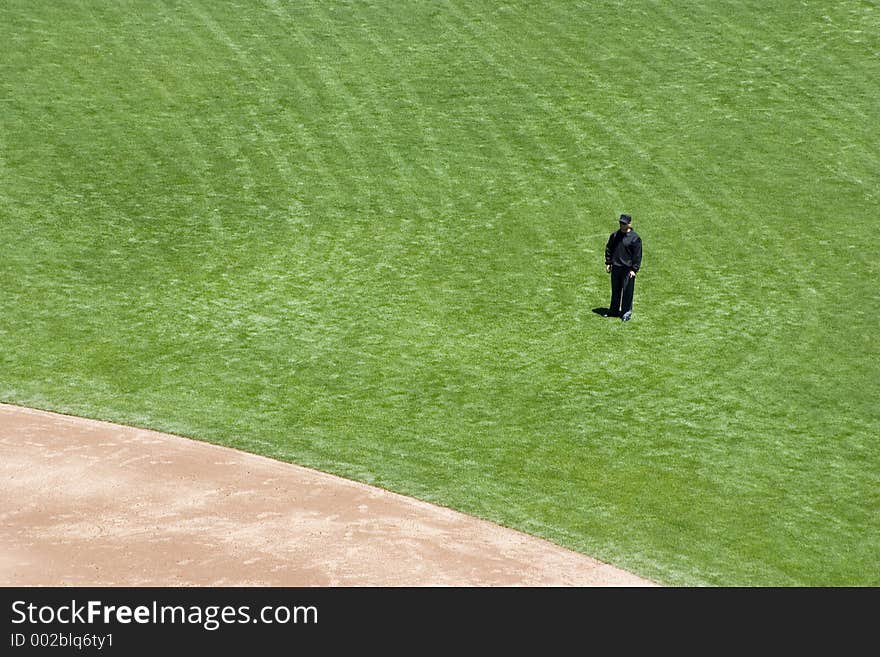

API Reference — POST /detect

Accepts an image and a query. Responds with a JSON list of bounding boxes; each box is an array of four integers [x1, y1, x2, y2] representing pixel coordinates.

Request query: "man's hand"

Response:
[[605, 264, 612, 273], [628, 270, 636, 278]]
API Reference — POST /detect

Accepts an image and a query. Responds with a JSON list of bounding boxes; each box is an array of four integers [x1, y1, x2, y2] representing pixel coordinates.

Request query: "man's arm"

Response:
[[629, 236, 642, 276], [605, 234, 614, 272]]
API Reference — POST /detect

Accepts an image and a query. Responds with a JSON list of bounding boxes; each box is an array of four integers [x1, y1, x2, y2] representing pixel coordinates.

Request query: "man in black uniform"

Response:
[[604, 214, 642, 321]]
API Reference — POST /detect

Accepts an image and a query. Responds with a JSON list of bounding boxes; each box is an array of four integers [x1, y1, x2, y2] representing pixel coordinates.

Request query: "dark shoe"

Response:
[[607, 309, 618, 318], [621, 311, 632, 322]]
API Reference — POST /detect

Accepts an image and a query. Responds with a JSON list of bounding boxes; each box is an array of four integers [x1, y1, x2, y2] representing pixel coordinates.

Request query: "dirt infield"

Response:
[[0, 403, 655, 586]]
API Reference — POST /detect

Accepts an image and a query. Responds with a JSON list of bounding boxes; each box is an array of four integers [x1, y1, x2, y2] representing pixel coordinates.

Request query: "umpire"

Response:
[[604, 214, 642, 321]]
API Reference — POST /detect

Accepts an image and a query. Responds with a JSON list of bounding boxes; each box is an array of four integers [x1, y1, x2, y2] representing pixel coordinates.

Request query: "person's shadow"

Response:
[[592, 307, 613, 317]]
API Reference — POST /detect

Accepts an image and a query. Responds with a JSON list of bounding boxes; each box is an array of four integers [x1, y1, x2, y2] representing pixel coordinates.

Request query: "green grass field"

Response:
[[1, 0, 878, 585]]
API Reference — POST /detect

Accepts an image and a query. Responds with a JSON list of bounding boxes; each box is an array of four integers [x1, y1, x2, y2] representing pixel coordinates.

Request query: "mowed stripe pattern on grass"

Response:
[[1, 1, 878, 585]]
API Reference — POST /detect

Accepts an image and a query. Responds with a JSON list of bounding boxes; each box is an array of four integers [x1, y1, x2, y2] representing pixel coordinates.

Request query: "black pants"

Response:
[[609, 266, 635, 316]]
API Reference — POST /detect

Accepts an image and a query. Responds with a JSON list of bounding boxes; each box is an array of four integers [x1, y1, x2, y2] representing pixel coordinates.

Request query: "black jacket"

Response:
[[605, 229, 642, 272]]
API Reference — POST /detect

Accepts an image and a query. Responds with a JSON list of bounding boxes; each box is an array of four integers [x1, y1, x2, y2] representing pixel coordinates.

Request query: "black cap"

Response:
[[619, 214, 632, 224]]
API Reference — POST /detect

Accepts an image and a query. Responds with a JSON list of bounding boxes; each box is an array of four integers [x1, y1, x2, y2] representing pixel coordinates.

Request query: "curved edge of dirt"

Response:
[[0, 402, 656, 586]]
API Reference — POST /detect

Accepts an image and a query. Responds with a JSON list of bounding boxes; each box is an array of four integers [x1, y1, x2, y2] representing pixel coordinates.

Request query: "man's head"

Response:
[[618, 214, 632, 232]]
